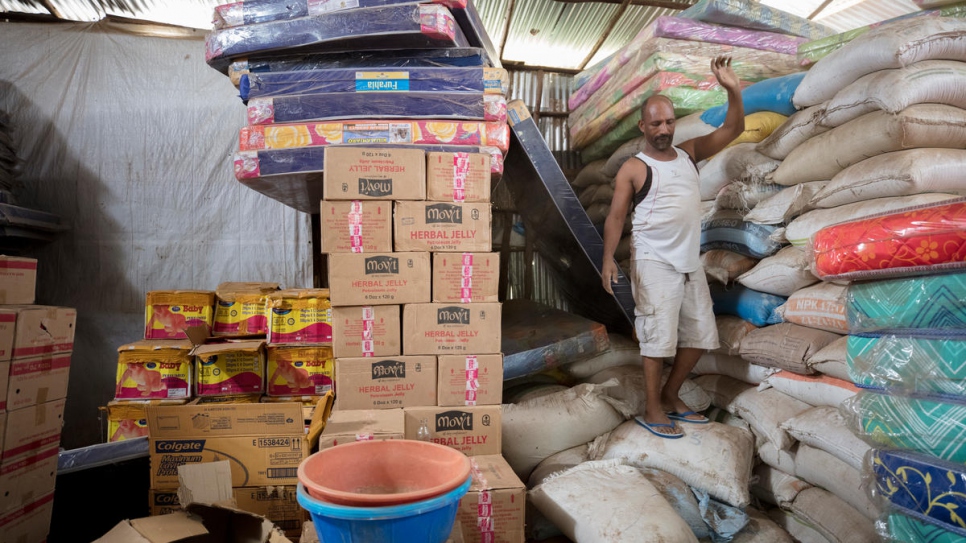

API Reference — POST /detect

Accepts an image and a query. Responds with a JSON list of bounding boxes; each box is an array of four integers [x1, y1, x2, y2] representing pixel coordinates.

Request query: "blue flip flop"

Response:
[[634, 416, 683, 439], [665, 410, 710, 424]]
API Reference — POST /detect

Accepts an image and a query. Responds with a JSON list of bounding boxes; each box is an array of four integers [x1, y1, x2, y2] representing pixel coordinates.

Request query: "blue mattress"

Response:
[[847, 271, 966, 333], [240, 66, 507, 99], [206, 4, 471, 73], [247, 93, 507, 124], [871, 449, 966, 538]]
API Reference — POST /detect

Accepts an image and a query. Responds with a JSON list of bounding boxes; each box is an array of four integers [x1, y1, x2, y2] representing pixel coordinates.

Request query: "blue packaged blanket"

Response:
[[847, 271, 966, 333], [871, 449, 966, 538]]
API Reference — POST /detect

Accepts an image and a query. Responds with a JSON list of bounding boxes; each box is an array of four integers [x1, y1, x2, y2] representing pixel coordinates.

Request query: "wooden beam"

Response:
[[808, 0, 836, 20], [37, 0, 64, 19], [502, 61, 581, 74], [553, 0, 694, 9], [578, 0, 631, 71], [498, 0, 517, 64]]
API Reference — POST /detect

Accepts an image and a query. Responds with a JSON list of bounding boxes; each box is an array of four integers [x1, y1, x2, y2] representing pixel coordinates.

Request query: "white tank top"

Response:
[[630, 147, 702, 273]]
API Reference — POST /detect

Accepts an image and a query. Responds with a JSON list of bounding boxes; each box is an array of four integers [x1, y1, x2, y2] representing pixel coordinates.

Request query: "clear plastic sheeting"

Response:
[[0, 22, 313, 448], [246, 93, 508, 124], [212, 0, 467, 29], [678, 0, 835, 40], [880, 512, 966, 543], [848, 332, 966, 397], [846, 270, 966, 333]]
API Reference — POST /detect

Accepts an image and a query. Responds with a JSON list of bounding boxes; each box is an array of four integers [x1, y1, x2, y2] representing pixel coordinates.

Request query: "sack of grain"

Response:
[[673, 111, 717, 146], [527, 443, 590, 488], [738, 246, 819, 297], [794, 444, 881, 520], [701, 210, 784, 259], [572, 159, 610, 188], [762, 371, 857, 408], [750, 464, 811, 508], [559, 334, 640, 379], [732, 507, 795, 543], [601, 137, 646, 178], [745, 181, 828, 225], [756, 103, 830, 161], [739, 323, 842, 375], [584, 365, 712, 415], [781, 406, 870, 471], [758, 440, 798, 474], [777, 282, 849, 334], [693, 352, 777, 385], [503, 383, 570, 404], [709, 283, 786, 327], [714, 181, 784, 213], [640, 468, 712, 540], [805, 335, 849, 380], [727, 112, 788, 147], [698, 143, 782, 201], [714, 316, 758, 356], [701, 250, 758, 284]]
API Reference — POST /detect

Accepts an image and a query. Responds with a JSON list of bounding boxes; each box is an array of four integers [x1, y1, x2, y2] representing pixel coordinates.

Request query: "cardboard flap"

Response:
[[306, 391, 335, 449], [191, 340, 265, 358], [178, 461, 234, 508], [185, 503, 292, 543], [184, 326, 211, 350], [215, 282, 280, 301], [118, 339, 194, 353], [94, 521, 154, 543], [129, 512, 208, 543]]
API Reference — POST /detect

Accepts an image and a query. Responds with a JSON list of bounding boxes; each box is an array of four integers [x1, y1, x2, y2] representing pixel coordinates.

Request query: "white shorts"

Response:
[[630, 258, 719, 358]]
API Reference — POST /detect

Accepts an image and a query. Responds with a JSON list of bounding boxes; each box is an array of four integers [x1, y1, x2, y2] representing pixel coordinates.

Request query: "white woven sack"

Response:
[[692, 353, 777, 385], [750, 464, 811, 508], [781, 406, 870, 471], [527, 443, 590, 488], [584, 365, 712, 414], [756, 103, 829, 161], [794, 444, 881, 520], [745, 181, 827, 225], [806, 336, 849, 380], [737, 246, 819, 297]]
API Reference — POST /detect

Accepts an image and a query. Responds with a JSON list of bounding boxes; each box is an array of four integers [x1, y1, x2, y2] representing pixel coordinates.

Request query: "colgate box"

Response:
[[320, 200, 393, 253], [323, 147, 426, 201], [432, 253, 499, 303], [393, 202, 492, 252], [266, 345, 334, 397], [213, 282, 279, 337], [331, 305, 401, 358], [193, 341, 266, 397], [145, 402, 308, 490], [267, 289, 332, 345], [144, 291, 215, 340], [6, 351, 72, 410], [115, 340, 193, 401], [2, 399, 65, 463], [426, 152, 491, 203], [335, 356, 436, 410], [437, 354, 503, 407], [403, 405, 501, 456], [327, 252, 431, 307], [0, 306, 76, 361], [457, 455, 525, 543], [318, 408, 405, 449], [402, 303, 501, 355]]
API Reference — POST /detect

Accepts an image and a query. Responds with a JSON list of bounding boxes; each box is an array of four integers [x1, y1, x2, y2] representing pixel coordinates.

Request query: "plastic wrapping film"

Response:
[[240, 66, 507, 99], [569, 18, 806, 111], [869, 448, 966, 539], [227, 47, 489, 86], [578, 87, 728, 162], [843, 390, 966, 463], [678, 0, 836, 40], [239, 119, 509, 152], [881, 512, 966, 543], [708, 283, 786, 327], [212, 0, 466, 29], [810, 198, 966, 281], [246, 93, 507, 124], [57, 437, 149, 474], [846, 270, 966, 334], [700, 210, 783, 259], [205, 4, 470, 73], [796, 3, 966, 67], [701, 72, 803, 127], [847, 332, 966, 398]]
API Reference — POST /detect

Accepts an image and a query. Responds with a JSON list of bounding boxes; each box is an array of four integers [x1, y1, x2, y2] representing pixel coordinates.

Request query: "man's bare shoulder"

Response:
[[616, 154, 648, 181]]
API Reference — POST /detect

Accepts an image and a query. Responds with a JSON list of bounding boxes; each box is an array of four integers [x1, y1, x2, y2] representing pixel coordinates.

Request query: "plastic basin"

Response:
[[298, 439, 471, 506], [297, 477, 470, 543]]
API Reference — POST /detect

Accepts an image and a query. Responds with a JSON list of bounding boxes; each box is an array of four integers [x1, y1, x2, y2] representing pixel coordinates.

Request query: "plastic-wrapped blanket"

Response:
[[213, 0, 465, 28], [701, 210, 783, 259], [205, 4, 470, 73], [884, 513, 966, 543], [844, 390, 966, 463], [247, 93, 507, 124], [812, 199, 966, 281], [848, 332, 966, 397], [678, 0, 835, 40], [846, 270, 966, 333], [239, 119, 509, 152], [240, 66, 507, 99], [870, 448, 966, 536], [709, 283, 785, 327]]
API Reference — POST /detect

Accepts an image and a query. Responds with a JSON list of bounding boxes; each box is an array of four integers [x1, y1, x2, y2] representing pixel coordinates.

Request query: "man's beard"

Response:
[[653, 135, 672, 150]]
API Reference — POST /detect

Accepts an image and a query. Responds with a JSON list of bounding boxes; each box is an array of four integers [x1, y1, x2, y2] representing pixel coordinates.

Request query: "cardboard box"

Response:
[[0, 445, 57, 516], [267, 289, 332, 345], [0, 311, 14, 363], [331, 305, 401, 358], [403, 303, 502, 355], [145, 291, 215, 340], [318, 408, 405, 449], [394, 202, 492, 253], [149, 487, 305, 538], [146, 403, 308, 490], [437, 355, 503, 407], [432, 253, 500, 303], [323, 147, 426, 201], [0, 492, 54, 543], [213, 282, 279, 337], [320, 200, 393, 253], [6, 351, 71, 410], [4, 306, 76, 360], [327, 252, 431, 307], [266, 346, 334, 397], [335, 356, 437, 410], [2, 399, 64, 463], [193, 341, 266, 397], [427, 152, 491, 203], [404, 405, 501, 456], [457, 455, 525, 543], [103, 399, 187, 442], [0, 360, 9, 411], [115, 340, 194, 401], [0, 256, 37, 305]]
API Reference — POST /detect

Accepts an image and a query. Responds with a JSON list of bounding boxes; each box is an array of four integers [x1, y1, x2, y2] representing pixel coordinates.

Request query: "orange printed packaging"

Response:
[[102, 399, 186, 442], [213, 282, 279, 337], [267, 289, 333, 345], [266, 345, 334, 397], [193, 340, 266, 397], [115, 340, 193, 400], [144, 290, 215, 340]]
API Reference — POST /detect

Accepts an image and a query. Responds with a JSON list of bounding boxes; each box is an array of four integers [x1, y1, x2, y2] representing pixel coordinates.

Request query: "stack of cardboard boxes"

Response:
[[321, 147, 524, 543], [0, 257, 78, 543]]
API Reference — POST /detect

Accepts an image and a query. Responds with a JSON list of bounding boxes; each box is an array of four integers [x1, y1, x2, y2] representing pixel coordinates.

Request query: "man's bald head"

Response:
[[638, 95, 676, 151], [640, 94, 674, 122]]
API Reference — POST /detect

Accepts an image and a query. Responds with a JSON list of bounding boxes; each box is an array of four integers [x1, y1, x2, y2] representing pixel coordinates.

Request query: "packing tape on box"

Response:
[[37, 387, 48, 404], [453, 153, 469, 203], [464, 355, 479, 406], [348, 200, 364, 253], [361, 306, 375, 357], [34, 403, 46, 425], [461, 253, 474, 303], [355, 433, 374, 441], [469, 458, 495, 541]]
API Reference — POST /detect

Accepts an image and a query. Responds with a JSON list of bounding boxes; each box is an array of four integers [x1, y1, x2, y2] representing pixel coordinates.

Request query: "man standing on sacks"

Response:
[[601, 56, 744, 438]]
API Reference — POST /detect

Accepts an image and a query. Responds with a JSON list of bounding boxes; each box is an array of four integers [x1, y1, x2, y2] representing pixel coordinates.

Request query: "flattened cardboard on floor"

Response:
[[0, 446, 58, 516], [437, 354, 503, 406], [6, 306, 76, 360], [331, 305, 401, 358], [394, 201, 492, 252], [403, 303, 501, 355], [335, 356, 437, 410], [2, 399, 64, 463], [327, 252, 431, 307], [318, 408, 405, 449], [7, 351, 71, 410], [0, 256, 37, 305], [404, 405, 501, 456], [323, 147, 426, 200], [0, 492, 54, 543], [320, 200, 393, 253], [432, 252, 499, 303], [457, 455, 525, 543], [427, 152, 491, 203]]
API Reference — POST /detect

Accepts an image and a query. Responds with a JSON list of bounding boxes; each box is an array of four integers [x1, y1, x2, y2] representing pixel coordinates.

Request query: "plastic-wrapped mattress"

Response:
[[871, 448, 966, 537], [213, 0, 466, 29], [678, 0, 836, 40], [246, 93, 507, 124], [846, 270, 966, 333]]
